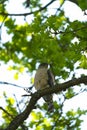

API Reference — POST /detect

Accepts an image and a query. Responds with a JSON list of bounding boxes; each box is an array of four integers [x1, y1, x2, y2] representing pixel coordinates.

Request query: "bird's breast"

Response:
[[34, 68, 48, 90]]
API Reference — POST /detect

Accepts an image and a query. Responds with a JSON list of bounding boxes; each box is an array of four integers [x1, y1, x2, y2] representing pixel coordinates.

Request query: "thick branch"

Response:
[[5, 76, 87, 130], [0, 0, 56, 16]]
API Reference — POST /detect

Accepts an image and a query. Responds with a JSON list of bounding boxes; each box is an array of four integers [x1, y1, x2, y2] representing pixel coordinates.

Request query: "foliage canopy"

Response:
[[0, 0, 87, 129]]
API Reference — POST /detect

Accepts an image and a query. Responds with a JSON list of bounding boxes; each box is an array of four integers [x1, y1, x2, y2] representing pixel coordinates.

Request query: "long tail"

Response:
[[43, 95, 54, 112]]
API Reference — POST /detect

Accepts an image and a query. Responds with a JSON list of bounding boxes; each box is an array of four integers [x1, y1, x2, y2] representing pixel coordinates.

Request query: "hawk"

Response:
[[34, 63, 55, 112]]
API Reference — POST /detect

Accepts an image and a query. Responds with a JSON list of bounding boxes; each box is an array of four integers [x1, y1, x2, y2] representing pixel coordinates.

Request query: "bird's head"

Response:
[[38, 63, 48, 69]]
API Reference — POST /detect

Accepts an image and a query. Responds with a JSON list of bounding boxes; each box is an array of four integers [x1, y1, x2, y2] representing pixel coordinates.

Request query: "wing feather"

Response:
[[47, 69, 55, 87]]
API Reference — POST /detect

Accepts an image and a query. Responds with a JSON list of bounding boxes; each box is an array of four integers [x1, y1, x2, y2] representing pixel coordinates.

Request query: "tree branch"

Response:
[[0, 106, 14, 119], [5, 76, 87, 130], [0, 0, 56, 16], [0, 81, 25, 88]]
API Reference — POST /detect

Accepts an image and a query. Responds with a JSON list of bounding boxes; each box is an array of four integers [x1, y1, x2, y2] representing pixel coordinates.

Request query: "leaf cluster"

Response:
[[0, 0, 87, 129]]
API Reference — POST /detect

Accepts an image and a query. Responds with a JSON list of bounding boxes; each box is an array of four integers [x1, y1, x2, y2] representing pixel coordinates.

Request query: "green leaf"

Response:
[[14, 72, 19, 80], [79, 55, 87, 69]]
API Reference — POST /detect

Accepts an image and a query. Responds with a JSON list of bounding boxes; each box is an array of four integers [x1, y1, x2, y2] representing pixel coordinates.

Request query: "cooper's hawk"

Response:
[[34, 63, 55, 112]]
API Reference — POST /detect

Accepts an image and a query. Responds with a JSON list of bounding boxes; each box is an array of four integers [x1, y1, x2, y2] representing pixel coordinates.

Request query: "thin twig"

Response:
[[0, 106, 14, 119], [0, 0, 56, 16], [0, 81, 25, 88], [13, 94, 21, 113]]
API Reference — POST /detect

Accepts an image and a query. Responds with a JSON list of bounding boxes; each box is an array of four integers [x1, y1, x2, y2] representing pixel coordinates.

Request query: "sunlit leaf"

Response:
[[19, 66, 24, 73], [14, 72, 19, 80], [7, 66, 13, 71]]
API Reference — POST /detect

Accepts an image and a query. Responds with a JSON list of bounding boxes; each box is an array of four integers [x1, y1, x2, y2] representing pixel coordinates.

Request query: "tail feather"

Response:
[[43, 95, 54, 112]]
